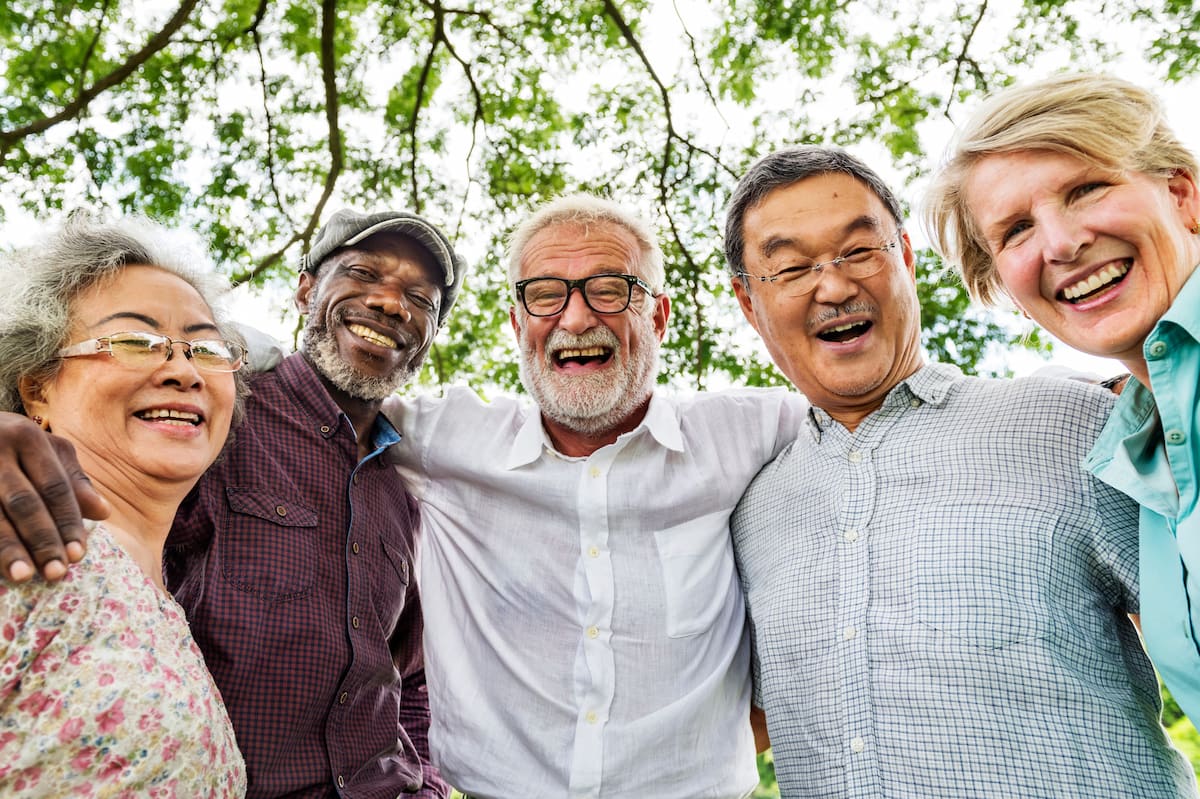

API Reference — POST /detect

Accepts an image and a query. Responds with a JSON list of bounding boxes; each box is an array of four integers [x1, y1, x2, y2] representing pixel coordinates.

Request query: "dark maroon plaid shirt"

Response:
[[165, 353, 445, 799]]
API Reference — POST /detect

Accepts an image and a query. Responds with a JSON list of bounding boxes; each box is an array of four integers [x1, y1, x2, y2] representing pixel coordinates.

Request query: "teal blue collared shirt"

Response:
[[1087, 267, 1200, 720]]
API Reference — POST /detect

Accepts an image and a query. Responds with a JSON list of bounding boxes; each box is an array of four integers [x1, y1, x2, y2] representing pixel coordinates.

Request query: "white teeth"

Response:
[[139, 409, 201, 425], [557, 347, 607, 359], [1063, 261, 1130, 300], [348, 324, 397, 349], [827, 322, 860, 334]]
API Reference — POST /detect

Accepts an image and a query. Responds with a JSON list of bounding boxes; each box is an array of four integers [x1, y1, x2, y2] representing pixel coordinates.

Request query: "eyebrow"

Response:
[[758, 214, 887, 261], [91, 311, 220, 335]]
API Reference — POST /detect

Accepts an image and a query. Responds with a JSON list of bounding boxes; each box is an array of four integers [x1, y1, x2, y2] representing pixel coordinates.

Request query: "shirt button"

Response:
[[351, 616, 360, 629], [843, 626, 858, 641], [1167, 429, 1186, 445], [337, 775, 345, 788], [321, 425, 332, 434], [909, 398, 921, 408], [589, 466, 601, 478], [848, 450, 863, 463], [1148, 340, 1168, 358], [850, 737, 866, 753], [588, 546, 600, 558], [275, 505, 287, 517], [844, 529, 859, 543], [587, 626, 599, 639], [352, 542, 360, 555], [352, 473, 359, 485], [586, 711, 598, 724], [339, 692, 348, 704]]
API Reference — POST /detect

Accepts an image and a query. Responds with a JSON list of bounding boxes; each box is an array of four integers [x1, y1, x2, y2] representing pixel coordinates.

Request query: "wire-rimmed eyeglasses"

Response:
[[735, 239, 901, 295], [514, 273, 655, 317], [57, 331, 246, 373]]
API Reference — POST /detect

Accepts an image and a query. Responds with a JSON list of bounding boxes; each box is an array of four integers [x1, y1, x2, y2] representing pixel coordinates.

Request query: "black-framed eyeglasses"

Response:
[[735, 239, 901, 295], [514, 273, 656, 317], [57, 331, 246, 373]]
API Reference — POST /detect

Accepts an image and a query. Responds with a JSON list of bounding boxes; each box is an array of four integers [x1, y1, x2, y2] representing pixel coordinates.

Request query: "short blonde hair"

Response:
[[925, 72, 1198, 305]]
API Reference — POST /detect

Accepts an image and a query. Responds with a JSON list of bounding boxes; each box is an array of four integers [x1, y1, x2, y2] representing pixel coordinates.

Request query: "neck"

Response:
[[308, 358, 385, 460], [541, 396, 652, 457], [1122, 356, 1151, 392], [86, 475, 189, 592]]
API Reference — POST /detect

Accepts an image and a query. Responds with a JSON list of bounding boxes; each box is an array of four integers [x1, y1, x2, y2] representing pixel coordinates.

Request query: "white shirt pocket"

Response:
[[654, 509, 737, 638]]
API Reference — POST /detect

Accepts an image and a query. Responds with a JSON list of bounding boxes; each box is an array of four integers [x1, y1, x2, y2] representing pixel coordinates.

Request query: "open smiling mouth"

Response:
[[134, 409, 202, 426], [554, 346, 613, 367], [817, 321, 872, 343], [1060, 260, 1130, 304], [348, 323, 398, 350]]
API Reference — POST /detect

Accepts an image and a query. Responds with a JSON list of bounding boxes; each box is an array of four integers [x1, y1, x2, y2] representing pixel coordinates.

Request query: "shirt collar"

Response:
[[275, 352, 401, 457], [1155, 264, 1200, 345], [806, 361, 954, 436], [504, 390, 680, 469]]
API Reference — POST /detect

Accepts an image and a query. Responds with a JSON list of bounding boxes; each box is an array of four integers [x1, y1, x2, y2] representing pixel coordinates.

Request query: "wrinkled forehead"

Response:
[[748, 176, 896, 256], [518, 220, 644, 279]]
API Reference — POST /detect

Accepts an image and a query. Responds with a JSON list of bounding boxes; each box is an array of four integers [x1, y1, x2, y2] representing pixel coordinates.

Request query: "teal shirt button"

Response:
[[1167, 429, 1186, 445], [1148, 340, 1168, 358]]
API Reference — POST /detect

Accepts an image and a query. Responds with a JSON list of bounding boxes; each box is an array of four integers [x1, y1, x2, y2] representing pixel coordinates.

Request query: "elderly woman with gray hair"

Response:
[[0, 214, 247, 794], [926, 72, 1200, 721]]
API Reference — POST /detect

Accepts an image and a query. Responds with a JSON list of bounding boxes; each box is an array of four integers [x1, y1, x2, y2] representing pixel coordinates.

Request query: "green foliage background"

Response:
[[3, 2, 1198, 794]]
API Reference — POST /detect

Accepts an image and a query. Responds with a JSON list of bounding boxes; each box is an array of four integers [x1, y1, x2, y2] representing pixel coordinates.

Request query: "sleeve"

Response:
[[390, 517, 449, 799], [1089, 472, 1143, 615]]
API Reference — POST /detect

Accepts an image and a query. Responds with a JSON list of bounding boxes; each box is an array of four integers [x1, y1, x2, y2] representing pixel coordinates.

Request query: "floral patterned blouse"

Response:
[[0, 521, 246, 796]]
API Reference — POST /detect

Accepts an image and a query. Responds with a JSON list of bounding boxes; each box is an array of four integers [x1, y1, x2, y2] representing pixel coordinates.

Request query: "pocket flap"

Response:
[[225, 487, 318, 527]]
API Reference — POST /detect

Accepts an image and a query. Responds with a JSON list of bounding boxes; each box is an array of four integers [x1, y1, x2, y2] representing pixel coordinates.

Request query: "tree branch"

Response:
[[0, 0, 201, 158], [946, 0, 990, 118]]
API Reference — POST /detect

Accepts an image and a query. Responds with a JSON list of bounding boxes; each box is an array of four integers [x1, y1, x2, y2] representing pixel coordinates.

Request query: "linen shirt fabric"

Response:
[[165, 353, 444, 799], [0, 521, 246, 796], [1086, 267, 1200, 721], [733, 364, 1197, 799], [385, 386, 807, 799]]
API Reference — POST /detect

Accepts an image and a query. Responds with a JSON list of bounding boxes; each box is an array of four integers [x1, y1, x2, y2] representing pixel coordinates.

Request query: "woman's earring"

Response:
[[32, 415, 48, 429], [1190, 219, 1200, 235]]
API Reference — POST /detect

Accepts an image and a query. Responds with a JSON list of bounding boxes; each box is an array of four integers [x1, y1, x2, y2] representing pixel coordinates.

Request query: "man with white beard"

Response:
[[380, 193, 806, 798]]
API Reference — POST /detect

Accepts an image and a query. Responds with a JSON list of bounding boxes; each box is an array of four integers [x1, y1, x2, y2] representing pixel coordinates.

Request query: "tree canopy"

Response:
[[3, 0, 1197, 389]]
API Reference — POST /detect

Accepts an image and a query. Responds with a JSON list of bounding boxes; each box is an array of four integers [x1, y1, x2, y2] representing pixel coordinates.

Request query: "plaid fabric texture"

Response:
[[165, 353, 444, 799], [733, 364, 1197, 799]]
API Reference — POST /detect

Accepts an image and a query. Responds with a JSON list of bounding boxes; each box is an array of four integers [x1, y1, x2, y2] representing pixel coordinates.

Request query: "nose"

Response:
[[367, 287, 413, 321], [557, 285, 599, 334], [157, 342, 204, 389], [1036, 206, 1090, 264], [809, 260, 860, 306]]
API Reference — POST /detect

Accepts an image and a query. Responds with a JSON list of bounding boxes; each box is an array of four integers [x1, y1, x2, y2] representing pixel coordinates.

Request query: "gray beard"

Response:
[[301, 294, 416, 401], [518, 314, 660, 436]]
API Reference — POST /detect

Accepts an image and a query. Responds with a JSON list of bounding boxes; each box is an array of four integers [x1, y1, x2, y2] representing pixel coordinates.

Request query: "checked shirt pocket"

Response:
[[913, 503, 1054, 649], [220, 487, 318, 602]]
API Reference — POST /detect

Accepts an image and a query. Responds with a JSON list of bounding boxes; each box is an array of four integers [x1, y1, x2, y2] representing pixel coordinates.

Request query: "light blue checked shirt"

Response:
[[733, 364, 1197, 798]]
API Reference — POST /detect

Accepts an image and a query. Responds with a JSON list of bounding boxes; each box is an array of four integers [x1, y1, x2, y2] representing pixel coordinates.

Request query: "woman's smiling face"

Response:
[[965, 148, 1200, 373]]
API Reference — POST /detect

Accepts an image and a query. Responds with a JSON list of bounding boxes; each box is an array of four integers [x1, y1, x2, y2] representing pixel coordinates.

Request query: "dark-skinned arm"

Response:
[[0, 412, 109, 581]]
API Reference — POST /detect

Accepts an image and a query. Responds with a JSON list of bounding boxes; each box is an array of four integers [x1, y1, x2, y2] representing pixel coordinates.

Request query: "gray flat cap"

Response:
[[300, 209, 467, 326]]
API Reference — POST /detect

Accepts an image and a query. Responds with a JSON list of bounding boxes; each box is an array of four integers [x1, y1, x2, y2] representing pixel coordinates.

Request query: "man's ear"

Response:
[[651, 293, 670, 342], [732, 277, 762, 335], [295, 271, 316, 315], [900, 231, 916, 282], [509, 305, 522, 340]]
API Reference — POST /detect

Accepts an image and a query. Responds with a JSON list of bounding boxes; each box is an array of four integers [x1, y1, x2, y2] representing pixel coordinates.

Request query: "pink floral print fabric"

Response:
[[0, 522, 245, 796]]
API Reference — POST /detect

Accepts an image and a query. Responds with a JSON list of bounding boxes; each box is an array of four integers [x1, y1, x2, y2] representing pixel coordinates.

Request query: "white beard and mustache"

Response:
[[518, 311, 660, 436]]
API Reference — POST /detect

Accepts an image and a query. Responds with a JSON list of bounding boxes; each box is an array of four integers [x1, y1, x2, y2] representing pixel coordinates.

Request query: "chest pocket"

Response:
[[654, 509, 737, 638], [914, 502, 1054, 649], [220, 487, 318, 602]]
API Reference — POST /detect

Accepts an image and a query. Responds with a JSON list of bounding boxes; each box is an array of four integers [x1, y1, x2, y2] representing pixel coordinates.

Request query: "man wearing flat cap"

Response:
[[158, 209, 464, 798]]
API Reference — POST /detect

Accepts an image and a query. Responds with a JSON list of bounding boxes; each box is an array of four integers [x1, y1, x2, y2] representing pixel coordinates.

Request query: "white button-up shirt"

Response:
[[385, 386, 805, 799]]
